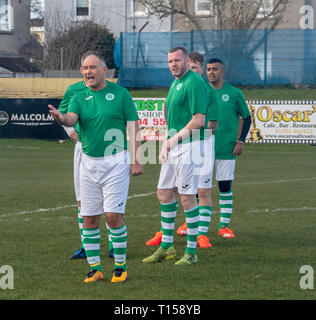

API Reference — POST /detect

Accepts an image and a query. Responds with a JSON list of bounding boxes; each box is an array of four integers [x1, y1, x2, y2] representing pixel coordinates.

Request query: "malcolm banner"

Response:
[[0, 99, 68, 140], [0, 98, 315, 143]]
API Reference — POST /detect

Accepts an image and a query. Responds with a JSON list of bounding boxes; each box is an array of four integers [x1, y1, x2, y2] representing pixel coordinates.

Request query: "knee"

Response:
[[106, 213, 124, 229], [197, 188, 210, 200], [180, 195, 196, 211], [157, 189, 177, 204], [218, 180, 232, 193], [83, 215, 100, 229]]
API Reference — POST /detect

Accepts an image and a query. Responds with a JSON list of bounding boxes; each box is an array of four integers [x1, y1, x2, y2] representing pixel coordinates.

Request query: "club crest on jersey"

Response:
[[106, 93, 115, 101], [176, 83, 183, 91], [222, 94, 230, 102]]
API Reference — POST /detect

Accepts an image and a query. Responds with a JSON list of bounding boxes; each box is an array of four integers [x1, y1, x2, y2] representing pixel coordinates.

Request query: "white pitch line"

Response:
[[0, 192, 156, 219], [247, 207, 316, 214], [236, 176, 316, 186], [0, 176, 315, 219], [0, 204, 77, 218]]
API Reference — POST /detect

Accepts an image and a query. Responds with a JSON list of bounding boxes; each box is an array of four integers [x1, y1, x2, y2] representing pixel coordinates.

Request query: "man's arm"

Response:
[[207, 120, 218, 134], [233, 115, 251, 156], [159, 113, 205, 163], [168, 113, 205, 150], [48, 104, 78, 127], [127, 120, 143, 176]]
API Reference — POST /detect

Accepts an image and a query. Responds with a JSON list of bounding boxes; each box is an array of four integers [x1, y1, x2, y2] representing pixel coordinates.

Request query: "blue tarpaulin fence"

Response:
[[116, 29, 316, 88]]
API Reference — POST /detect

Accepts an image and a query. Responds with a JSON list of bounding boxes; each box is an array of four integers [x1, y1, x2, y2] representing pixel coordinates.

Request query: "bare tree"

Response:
[[30, 0, 44, 19], [137, 0, 288, 30], [137, 0, 289, 83], [44, 20, 116, 71]]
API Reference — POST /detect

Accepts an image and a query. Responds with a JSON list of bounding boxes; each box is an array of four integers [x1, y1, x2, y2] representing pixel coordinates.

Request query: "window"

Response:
[[76, 0, 89, 17], [130, 0, 148, 17], [195, 0, 213, 16], [0, 0, 12, 31], [257, 0, 274, 19]]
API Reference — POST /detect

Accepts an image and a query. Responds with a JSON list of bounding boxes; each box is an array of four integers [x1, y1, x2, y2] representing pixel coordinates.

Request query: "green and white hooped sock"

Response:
[[78, 206, 84, 249], [197, 206, 212, 236], [82, 228, 101, 271], [185, 206, 199, 255], [106, 223, 113, 251], [218, 190, 233, 229], [108, 225, 127, 270], [160, 201, 177, 250]]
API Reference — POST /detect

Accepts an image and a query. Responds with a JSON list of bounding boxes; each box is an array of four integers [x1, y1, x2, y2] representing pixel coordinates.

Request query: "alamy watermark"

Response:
[[106, 127, 214, 176], [299, 265, 314, 290], [300, 5, 314, 29], [0, 265, 14, 290]]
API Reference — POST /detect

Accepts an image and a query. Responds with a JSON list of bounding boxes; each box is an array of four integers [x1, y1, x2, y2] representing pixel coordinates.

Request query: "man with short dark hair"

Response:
[[206, 58, 251, 238], [143, 46, 207, 266], [145, 51, 220, 249]]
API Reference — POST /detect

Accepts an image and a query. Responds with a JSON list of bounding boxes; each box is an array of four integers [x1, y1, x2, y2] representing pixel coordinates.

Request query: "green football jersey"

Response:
[[214, 83, 250, 160], [166, 70, 207, 143], [59, 80, 86, 140], [68, 81, 139, 157]]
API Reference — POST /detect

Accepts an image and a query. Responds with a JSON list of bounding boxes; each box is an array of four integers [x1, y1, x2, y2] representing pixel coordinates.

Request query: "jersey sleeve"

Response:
[[187, 80, 207, 115], [237, 90, 250, 118], [122, 89, 139, 121], [58, 87, 74, 115]]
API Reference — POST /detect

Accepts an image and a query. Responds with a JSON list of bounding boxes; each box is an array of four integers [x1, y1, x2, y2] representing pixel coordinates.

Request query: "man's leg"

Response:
[[145, 190, 179, 246], [215, 160, 235, 238], [175, 194, 199, 265], [142, 189, 177, 263], [196, 188, 212, 248], [82, 215, 103, 283], [106, 212, 128, 283], [106, 223, 114, 258], [69, 201, 87, 259], [218, 180, 235, 237], [69, 142, 86, 259]]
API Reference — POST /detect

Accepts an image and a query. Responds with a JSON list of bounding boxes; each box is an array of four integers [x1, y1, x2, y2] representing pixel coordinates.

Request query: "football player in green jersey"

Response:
[[49, 51, 143, 283], [59, 80, 115, 261], [206, 58, 251, 238], [169, 58, 251, 241], [187, 52, 219, 248], [145, 51, 220, 249], [143, 47, 207, 266]]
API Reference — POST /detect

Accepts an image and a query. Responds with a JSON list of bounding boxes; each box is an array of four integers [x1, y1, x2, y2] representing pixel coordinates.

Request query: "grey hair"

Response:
[[80, 51, 107, 66]]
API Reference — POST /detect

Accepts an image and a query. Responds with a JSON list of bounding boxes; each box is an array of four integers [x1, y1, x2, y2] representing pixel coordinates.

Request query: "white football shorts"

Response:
[[157, 140, 203, 195], [198, 135, 215, 189], [80, 150, 130, 216], [73, 141, 83, 202], [215, 159, 236, 181]]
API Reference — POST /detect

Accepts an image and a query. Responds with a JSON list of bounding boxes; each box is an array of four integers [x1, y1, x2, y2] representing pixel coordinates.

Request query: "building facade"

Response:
[[171, 0, 316, 31], [0, 0, 32, 57], [44, 0, 172, 41], [0, 0, 41, 77]]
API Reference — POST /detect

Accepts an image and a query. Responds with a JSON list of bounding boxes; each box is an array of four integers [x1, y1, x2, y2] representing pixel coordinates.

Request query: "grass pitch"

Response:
[[0, 139, 316, 300]]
